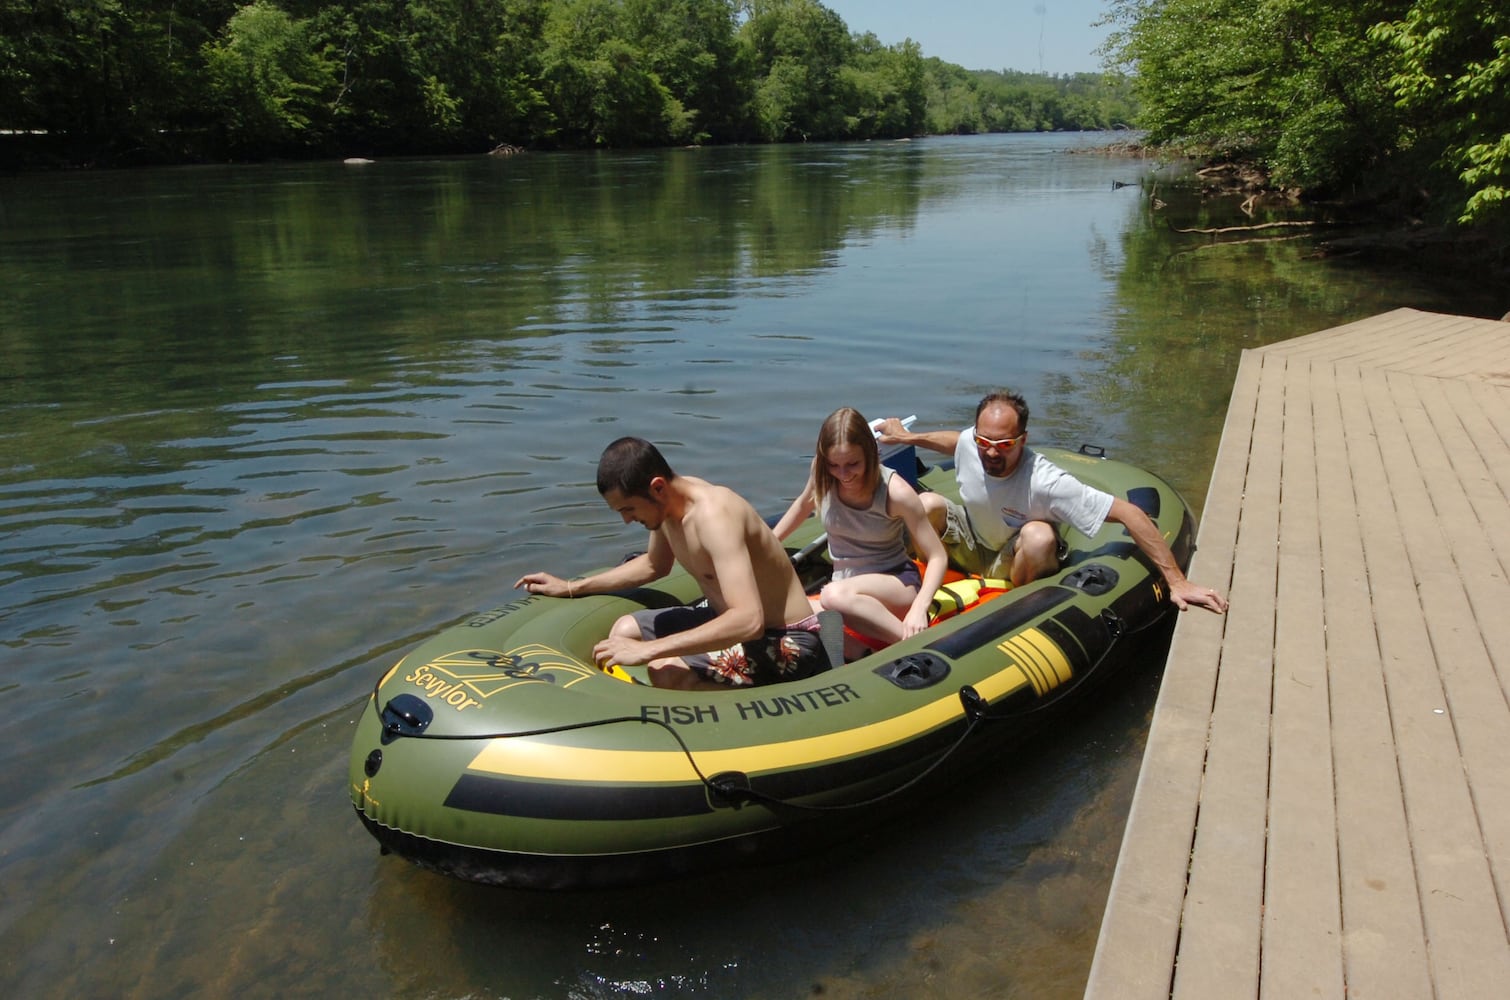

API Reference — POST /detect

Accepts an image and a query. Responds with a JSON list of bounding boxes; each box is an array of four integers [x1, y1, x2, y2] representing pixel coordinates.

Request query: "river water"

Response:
[[2, 133, 1500, 999]]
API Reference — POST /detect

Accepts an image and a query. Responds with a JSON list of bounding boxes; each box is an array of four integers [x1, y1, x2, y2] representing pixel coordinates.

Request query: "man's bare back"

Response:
[[663, 476, 813, 629]]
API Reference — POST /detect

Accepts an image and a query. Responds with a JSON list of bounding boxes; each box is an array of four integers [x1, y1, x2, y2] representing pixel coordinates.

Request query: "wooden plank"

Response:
[[1419, 316, 1510, 379], [1311, 315, 1468, 375], [1259, 357, 1343, 1000], [1168, 351, 1284, 1000], [1383, 369, 1510, 950], [1267, 308, 1459, 370], [1447, 380, 1510, 696], [1366, 312, 1510, 381], [1376, 317, 1503, 378], [1260, 309, 1510, 381], [1355, 367, 1510, 996], [1089, 311, 1510, 1000], [1255, 308, 1419, 365], [1083, 349, 1263, 1000], [1413, 375, 1510, 694], [1464, 381, 1510, 462], [1317, 363, 1432, 998]]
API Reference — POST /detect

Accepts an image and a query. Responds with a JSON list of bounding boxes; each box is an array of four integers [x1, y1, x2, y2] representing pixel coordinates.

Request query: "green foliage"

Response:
[[1, 0, 1133, 164], [1108, 0, 1409, 189], [740, 0, 854, 141], [203, 2, 337, 150], [397, 0, 552, 145], [621, 0, 746, 143], [920, 61, 1136, 135], [1371, 2, 1510, 223], [298, 0, 553, 152], [1107, 0, 1510, 228], [841, 35, 926, 138], [0, 0, 228, 162], [537, 0, 693, 147]]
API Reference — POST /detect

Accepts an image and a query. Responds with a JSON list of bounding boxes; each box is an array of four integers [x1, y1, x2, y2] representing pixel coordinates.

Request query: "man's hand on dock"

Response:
[[1170, 579, 1228, 614]]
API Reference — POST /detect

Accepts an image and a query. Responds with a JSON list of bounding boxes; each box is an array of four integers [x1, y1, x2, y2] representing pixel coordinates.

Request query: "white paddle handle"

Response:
[[870, 414, 916, 438]]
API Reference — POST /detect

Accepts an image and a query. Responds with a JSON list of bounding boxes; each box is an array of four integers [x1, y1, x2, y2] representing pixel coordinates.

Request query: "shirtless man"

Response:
[[878, 390, 1227, 614], [514, 436, 830, 689]]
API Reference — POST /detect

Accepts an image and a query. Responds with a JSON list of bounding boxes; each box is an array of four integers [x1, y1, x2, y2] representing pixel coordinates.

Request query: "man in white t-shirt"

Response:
[[878, 391, 1228, 614]]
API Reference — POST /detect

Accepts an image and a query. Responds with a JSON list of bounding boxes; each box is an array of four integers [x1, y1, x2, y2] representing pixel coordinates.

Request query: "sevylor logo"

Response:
[[402, 645, 598, 710]]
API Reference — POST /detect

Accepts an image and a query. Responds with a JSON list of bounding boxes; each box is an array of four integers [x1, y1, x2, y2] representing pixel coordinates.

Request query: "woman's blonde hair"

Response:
[[811, 407, 880, 506]]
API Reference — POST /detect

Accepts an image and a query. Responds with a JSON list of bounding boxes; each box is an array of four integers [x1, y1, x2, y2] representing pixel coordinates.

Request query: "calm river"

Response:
[[2, 133, 1500, 999]]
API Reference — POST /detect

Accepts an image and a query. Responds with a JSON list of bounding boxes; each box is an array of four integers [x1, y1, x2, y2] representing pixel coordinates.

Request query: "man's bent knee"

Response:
[[1010, 521, 1061, 584], [609, 614, 642, 640]]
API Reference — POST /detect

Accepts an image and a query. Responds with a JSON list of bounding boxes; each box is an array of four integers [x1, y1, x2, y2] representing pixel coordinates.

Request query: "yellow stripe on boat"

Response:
[[997, 627, 1074, 696], [465, 658, 1039, 782]]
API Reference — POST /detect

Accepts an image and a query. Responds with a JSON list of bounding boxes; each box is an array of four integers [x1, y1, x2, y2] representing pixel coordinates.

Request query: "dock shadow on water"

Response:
[[4, 133, 1502, 999]]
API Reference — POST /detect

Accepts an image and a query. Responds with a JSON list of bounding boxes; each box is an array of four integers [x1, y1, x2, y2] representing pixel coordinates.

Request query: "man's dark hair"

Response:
[[976, 390, 1029, 428], [597, 437, 676, 498]]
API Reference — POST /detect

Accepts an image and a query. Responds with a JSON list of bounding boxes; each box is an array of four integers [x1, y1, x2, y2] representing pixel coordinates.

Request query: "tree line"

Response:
[[1105, 0, 1508, 228], [0, 0, 1135, 166]]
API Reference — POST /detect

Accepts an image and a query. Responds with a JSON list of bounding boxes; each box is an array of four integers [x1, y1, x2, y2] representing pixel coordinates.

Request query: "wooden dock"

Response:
[[1085, 308, 1510, 998]]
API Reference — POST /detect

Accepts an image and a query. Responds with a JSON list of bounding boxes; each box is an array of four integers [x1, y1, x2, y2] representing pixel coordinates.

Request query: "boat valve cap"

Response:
[[380, 693, 433, 744], [707, 771, 754, 808], [958, 685, 990, 724]]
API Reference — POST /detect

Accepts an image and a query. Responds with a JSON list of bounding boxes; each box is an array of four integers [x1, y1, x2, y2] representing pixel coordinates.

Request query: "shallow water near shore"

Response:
[[2, 133, 1502, 999]]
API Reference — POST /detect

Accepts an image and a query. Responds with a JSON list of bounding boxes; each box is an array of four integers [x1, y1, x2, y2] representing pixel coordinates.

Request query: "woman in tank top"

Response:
[[773, 407, 947, 658]]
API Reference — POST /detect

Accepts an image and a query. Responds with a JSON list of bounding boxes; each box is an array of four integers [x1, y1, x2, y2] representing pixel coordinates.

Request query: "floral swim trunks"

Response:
[[627, 605, 830, 687]]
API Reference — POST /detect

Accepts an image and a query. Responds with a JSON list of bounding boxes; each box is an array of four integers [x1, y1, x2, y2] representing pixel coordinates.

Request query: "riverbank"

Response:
[[1131, 148, 1510, 314]]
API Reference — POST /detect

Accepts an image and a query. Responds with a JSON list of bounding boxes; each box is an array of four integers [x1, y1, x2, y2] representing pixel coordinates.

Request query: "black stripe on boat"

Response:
[[444, 773, 712, 820], [925, 586, 1074, 658]]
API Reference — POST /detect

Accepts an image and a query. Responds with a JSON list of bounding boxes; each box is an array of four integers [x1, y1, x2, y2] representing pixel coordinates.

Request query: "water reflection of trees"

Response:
[[2, 144, 925, 431]]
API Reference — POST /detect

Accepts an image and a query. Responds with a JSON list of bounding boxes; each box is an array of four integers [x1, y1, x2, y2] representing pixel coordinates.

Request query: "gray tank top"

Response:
[[820, 466, 907, 579]]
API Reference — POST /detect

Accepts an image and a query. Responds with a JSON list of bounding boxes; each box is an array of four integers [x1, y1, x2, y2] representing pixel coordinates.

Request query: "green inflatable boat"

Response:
[[348, 446, 1195, 888]]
